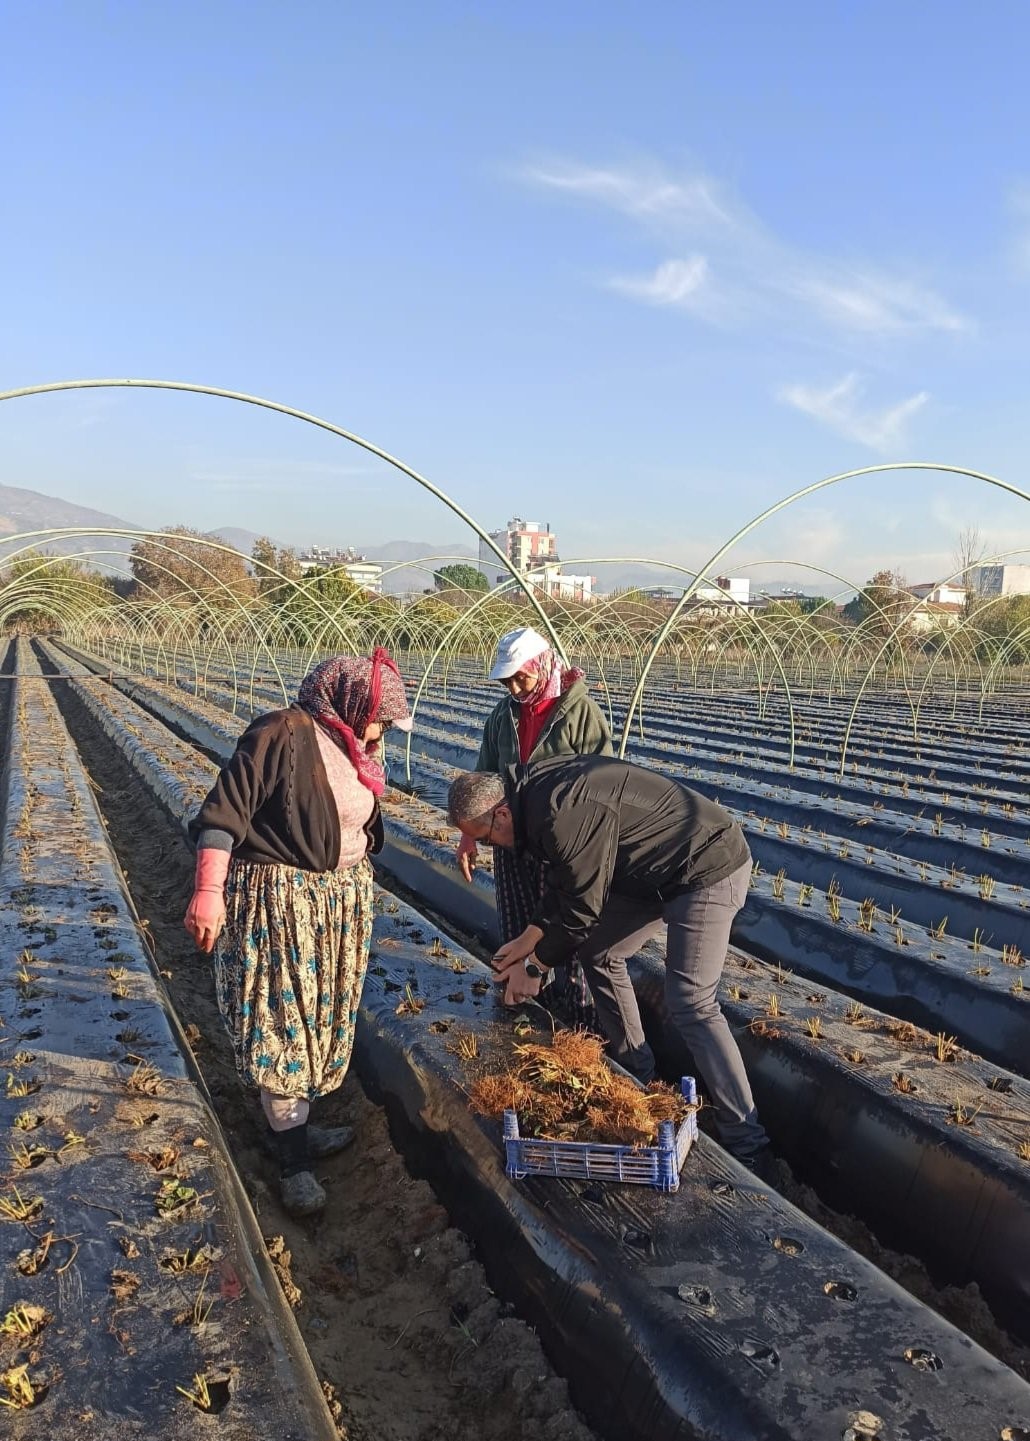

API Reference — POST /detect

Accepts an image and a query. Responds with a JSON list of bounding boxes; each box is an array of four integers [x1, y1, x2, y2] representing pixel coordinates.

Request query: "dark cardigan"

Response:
[[188, 707, 384, 870]]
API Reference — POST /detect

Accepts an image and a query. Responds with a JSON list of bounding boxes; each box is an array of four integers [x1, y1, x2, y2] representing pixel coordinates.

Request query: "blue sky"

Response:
[[2, 2, 1029, 595]]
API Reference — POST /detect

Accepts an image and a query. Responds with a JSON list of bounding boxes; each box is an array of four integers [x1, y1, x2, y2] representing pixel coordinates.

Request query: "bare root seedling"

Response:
[[0, 1188, 43, 1223], [934, 1032, 959, 1063], [396, 985, 426, 1017]]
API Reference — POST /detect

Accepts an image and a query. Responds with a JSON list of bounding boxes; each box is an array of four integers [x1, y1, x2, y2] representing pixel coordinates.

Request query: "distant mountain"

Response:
[[0, 483, 141, 568], [206, 526, 265, 557]]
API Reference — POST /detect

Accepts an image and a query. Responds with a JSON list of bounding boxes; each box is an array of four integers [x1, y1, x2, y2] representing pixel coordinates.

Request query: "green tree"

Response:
[[1, 552, 117, 633], [975, 594, 1030, 664], [433, 563, 489, 594], [252, 536, 302, 599], [275, 565, 370, 646], [842, 570, 911, 635]]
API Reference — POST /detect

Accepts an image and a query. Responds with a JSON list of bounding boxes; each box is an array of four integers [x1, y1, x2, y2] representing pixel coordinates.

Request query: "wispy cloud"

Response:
[[520, 157, 967, 338], [607, 256, 709, 309], [777, 373, 929, 451], [796, 274, 965, 335], [523, 162, 732, 229]]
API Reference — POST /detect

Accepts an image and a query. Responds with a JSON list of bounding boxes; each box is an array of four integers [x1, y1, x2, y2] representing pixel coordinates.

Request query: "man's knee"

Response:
[[667, 991, 722, 1029]]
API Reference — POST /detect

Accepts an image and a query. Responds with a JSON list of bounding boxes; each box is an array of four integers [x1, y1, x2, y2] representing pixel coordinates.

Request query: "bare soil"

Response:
[[54, 679, 596, 1441]]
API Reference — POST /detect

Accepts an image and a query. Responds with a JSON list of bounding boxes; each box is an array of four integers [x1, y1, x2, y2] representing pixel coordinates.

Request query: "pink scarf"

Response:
[[510, 648, 586, 708], [295, 648, 409, 796]]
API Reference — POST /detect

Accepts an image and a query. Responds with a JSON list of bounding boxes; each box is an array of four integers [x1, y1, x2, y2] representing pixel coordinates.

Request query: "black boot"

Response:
[[272, 1123, 326, 1216]]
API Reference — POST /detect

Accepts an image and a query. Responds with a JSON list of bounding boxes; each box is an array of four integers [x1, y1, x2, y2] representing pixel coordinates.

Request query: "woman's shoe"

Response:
[[307, 1124, 355, 1158], [280, 1169, 327, 1216]]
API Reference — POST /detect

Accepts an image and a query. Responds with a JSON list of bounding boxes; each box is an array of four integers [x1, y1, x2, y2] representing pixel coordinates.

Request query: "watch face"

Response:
[[525, 962, 543, 979]]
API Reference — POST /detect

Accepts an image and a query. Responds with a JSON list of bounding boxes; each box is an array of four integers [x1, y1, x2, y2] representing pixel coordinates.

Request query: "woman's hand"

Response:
[[185, 847, 230, 954], [184, 891, 226, 953], [456, 833, 479, 883]]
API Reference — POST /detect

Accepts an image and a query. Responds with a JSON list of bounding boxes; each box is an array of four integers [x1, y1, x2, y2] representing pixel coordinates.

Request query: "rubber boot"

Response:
[[273, 1123, 326, 1217], [307, 1124, 356, 1158]]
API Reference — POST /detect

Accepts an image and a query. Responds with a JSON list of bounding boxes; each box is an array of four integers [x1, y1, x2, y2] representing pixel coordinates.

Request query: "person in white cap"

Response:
[[455, 625, 612, 1027]]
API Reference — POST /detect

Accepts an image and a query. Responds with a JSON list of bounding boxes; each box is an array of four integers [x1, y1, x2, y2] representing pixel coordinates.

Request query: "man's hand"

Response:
[[492, 924, 545, 973], [491, 960, 543, 1007], [456, 833, 478, 883]]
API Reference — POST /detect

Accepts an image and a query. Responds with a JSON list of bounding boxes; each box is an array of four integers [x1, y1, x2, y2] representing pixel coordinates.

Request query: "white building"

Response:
[[907, 600, 965, 634], [969, 563, 1030, 599], [524, 562, 594, 603], [910, 581, 967, 606], [298, 547, 383, 594], [689, 576, 751, 615]]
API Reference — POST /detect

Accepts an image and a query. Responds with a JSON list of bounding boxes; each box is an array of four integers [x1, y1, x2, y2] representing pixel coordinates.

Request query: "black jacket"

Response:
[[507, 755, 750, 969], [188, 708, 384, 870]]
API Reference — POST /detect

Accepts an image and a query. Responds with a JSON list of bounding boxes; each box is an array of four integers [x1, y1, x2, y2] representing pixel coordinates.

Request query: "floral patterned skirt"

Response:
[[214, 856, 374, 1098]]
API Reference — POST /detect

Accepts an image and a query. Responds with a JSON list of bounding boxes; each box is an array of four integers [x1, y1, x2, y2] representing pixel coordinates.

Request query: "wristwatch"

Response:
[[524, 961, 545, 979]]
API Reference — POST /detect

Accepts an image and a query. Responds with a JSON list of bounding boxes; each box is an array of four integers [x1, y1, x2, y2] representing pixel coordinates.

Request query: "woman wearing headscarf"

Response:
[[185, 648, 412, 1216], [455, 626, 612, 1028]]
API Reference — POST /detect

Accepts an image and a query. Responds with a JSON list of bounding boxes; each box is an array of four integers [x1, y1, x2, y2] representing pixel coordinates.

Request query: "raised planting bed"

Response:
[[41, 645, 1030, 1438], [356, 901, 1030, 1441], [351, 787, 1030, 1343], [0, 641, 337, 1439]]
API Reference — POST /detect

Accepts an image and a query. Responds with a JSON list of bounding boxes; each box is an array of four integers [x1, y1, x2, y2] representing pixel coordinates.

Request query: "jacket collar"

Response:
[[504, 763, 533, 851]]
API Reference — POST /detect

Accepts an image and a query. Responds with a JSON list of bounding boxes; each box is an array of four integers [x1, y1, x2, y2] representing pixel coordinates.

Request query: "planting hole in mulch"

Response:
[[0, 1363, 48, 1411], [0, 1302, 51, 1343], [773, 1235, 806, 1256], [109, 1269, 141, 1303], [739, 1339, 780, 1371], [178, 1371, 231, 1414], [842, 1410, 884, 1440], [824, 1281, 858, 1301], [903, 1346, 944, 1372], [676, 1283, 716, 1314], [127, 1145, 179, 1172]]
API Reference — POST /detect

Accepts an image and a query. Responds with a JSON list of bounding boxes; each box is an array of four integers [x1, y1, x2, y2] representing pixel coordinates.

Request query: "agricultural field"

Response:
[[2, 614, 1030, 1441]]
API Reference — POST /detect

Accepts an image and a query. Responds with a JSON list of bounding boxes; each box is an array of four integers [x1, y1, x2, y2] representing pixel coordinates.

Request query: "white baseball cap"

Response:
[[488, 626, 550, 680]]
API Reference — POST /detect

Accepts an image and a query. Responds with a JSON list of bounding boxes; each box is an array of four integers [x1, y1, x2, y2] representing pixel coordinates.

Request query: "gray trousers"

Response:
[[573, 860, 767, 1159]]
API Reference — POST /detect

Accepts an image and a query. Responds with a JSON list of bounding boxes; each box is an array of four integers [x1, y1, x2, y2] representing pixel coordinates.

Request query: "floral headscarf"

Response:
[[295, 647, 411, 796], [508, 647, 585, 707]]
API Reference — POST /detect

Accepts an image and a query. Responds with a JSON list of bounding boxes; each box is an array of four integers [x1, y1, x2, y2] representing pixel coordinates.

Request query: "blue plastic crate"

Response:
[[502, 1077, 698, 1193]]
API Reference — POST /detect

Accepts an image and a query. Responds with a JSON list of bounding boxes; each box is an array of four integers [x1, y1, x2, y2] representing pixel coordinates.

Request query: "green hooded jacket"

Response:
[[475, 678, 613, 772]]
